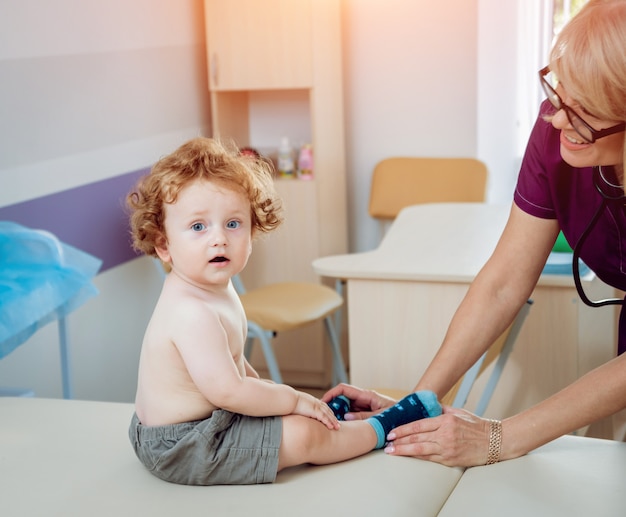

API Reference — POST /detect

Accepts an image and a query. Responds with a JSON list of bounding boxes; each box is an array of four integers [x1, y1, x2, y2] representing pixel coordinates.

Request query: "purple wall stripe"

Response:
[[0, 168, 150, 273]]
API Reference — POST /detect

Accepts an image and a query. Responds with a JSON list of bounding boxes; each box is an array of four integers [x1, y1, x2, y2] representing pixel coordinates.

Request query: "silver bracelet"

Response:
[[486, 419, 502, 465]]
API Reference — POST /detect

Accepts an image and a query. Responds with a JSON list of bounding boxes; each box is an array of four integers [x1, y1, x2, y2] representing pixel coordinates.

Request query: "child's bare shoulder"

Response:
[[159, 289, 218, 325]]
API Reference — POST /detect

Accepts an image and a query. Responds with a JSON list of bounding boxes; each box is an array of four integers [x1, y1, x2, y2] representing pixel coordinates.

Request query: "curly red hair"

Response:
[[127, 137, 283, 257]]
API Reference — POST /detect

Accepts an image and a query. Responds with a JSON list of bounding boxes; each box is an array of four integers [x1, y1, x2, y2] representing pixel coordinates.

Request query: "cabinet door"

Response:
[[205, 0, 313, 90], [241, 180, 320, 286]]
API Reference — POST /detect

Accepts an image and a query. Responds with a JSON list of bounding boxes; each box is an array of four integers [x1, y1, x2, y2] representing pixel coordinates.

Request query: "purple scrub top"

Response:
[[514, 100, 626, 354]]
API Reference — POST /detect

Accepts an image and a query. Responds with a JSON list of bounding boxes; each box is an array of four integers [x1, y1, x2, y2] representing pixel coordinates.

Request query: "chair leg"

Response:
[[247, 321, 283, 384], [244, 335, 254, 360], [334, 279, 346, 337], [452, 355, 485, 409], [474, 300, 532, 416], [58, 317, 73, 400], [323, 316, 348, 385]]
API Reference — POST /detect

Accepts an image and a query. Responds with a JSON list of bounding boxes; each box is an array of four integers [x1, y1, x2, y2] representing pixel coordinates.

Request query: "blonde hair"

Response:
[[550, 0, 626, 167], [127, 137, 283, 257]]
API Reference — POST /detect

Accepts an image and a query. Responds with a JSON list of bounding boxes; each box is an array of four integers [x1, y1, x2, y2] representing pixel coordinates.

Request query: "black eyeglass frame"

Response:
[[538, 66, 626, 144]]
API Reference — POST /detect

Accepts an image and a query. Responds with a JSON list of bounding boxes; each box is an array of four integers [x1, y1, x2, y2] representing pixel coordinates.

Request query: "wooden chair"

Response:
[[152, 259, 348, 386], [232, 275, 348, 386], [335, 156, 488, 332], [369, 157, 488, 238]]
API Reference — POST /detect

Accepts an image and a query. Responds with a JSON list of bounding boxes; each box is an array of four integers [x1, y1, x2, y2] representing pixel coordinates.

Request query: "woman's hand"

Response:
[[383, 405, 494, 467], [321, 383, 398, 420]]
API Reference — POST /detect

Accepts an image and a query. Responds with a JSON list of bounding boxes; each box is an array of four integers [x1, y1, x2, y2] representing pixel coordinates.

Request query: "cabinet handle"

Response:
[[211, 53, 219, 87]]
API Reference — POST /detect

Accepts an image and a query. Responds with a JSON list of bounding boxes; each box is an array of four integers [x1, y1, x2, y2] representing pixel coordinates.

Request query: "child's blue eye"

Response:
[[226, 220, 240, 229], [191, 223, 205, 232]]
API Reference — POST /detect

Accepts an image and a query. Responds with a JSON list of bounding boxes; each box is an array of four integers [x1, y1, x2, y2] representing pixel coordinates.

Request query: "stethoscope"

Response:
[[572, 166, 626, 307]]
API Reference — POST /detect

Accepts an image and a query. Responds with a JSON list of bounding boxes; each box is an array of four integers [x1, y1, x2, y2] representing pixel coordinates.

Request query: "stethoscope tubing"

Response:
[[571, 166, 626, 307]]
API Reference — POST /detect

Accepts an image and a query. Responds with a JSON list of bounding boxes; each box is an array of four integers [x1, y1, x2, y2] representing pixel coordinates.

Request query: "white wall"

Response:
[[342, 0, 524, 252], [477, 0, 520, 206], [0, 0, 210, 205], [0, 0, 526, 402], [0, 0, 210, 402]]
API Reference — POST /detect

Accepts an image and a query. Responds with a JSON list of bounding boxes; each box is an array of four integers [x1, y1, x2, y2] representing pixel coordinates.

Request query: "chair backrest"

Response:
[[368, 157, 488, 220]]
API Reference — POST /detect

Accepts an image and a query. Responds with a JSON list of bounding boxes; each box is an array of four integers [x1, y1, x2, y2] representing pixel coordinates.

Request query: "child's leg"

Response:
[[278, 416, 377, 470], [278, 391, 442, 470]]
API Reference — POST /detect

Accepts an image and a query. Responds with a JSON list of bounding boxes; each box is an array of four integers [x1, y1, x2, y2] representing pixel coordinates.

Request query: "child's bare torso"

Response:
[[134, 274, 247, 426]]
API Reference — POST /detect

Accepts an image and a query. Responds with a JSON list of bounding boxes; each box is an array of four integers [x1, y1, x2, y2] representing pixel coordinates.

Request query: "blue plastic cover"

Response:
[[542, 251, 590, 276], [0, 221, 102, 359]]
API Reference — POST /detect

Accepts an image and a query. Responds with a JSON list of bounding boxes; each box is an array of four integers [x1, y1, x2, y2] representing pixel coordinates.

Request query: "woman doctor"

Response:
[[323, 0, 626, 467]]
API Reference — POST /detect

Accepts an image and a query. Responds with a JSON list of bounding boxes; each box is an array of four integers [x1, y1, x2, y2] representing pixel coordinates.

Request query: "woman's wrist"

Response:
[[498, 415, 539, 462]]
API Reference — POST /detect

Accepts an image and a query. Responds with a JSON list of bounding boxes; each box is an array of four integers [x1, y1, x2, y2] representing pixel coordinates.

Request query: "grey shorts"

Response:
[[128, 410, 282, 485]]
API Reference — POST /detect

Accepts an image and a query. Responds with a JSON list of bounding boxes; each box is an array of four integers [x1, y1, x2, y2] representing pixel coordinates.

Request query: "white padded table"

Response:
[[438, 434, 626, 517], [3, 397, 624, 516], [0, 397, 462, 517]]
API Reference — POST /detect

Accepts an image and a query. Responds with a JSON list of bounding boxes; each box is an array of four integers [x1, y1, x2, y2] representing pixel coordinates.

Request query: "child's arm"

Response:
[[173, 304, 339, 429]]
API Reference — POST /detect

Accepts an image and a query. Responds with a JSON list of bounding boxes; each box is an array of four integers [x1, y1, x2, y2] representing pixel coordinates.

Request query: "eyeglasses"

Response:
[[538, 66, 625, 144]]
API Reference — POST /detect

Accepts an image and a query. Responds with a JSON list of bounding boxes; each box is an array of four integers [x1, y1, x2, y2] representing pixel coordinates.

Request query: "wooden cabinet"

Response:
[[205, 0, 313, 91], [203, 0, 348, 387]]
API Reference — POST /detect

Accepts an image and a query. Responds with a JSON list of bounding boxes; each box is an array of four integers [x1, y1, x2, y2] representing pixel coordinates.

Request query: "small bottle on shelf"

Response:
[[297, 144, 314, 180], [277, 137, 295, 178]]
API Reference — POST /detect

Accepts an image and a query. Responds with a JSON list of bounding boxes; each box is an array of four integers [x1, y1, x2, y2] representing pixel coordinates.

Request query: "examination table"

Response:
[[1, 397, 625, 516]]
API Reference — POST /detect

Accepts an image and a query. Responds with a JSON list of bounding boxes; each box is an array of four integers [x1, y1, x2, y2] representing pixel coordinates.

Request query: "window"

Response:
[[516, 0, 590, 159], [552, 0, 589, 36]]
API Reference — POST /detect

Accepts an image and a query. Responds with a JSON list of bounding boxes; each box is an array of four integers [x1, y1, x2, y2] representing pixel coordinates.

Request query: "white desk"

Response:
[[313, 203, 616, 429]]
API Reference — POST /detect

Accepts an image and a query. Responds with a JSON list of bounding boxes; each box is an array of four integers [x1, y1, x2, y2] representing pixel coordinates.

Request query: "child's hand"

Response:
[[294, 391, 340, 430]]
